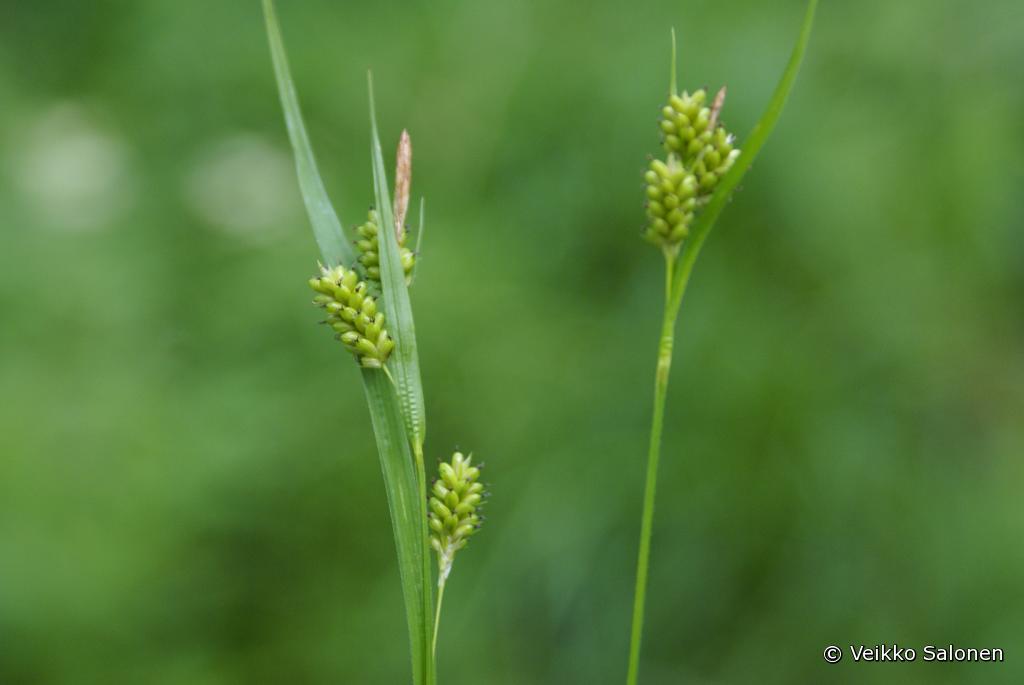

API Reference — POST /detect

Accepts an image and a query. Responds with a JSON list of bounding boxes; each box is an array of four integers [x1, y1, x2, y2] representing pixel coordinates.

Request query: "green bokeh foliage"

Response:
[[1, 1, 1022, 683]]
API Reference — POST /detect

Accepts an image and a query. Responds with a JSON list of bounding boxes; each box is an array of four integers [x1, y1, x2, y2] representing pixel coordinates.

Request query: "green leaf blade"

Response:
[[409, 197, 425, 285], [366, 75, 434, 684], [362, 369, 428, 685], [263, 0, 356, 268], [263, 6, 429, 684], [672, 0, 818, 298], [367, 75, 427, 448]]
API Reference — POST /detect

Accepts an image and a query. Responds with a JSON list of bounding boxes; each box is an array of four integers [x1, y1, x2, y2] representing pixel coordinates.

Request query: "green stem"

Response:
[[626, 249, 694, 685], [624, 4, 817, 679], [431, 573, 447, 658], [413, 441, 436, 685]]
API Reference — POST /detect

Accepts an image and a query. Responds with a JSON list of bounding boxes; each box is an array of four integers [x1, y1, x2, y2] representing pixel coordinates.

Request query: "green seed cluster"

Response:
[[355, 209, 415, 283], [429, 452, 485, 579], [644, 157, 698, 246], [309, 264, 394, 368], [645, 88, 740, 249]]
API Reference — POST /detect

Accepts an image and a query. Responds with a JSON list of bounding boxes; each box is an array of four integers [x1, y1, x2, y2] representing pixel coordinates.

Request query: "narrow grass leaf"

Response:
[[367, 74, 427, 448], [669, 27, 677, 96], [367, 74, 435, 684], [264, 7, 428, 683], [263, 0, 355, 268], [362, 369, 429, 685], [672, 0, 817, 299], [410, 197, 425, 285]]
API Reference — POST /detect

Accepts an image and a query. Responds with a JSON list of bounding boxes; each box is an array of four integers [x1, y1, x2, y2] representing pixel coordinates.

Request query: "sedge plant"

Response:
[[263, 3, 486, 684], [626, 3, 818, 683]]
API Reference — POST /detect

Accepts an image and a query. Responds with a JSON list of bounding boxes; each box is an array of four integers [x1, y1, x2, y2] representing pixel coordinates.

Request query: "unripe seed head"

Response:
[[645, 82, 741, 251], [353, 208, 415, 285], [309, 263, 394, 368], [429, 451, 487, 580]]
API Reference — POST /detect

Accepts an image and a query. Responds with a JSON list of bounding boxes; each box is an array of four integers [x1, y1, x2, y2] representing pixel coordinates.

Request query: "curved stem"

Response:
[[626, 249, 694, 685]]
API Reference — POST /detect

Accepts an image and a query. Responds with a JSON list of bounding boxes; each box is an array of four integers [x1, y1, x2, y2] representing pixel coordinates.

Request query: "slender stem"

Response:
[[414, 441, 436, 685], [626, 249, 693, 685], [431, 573, 448, 657]]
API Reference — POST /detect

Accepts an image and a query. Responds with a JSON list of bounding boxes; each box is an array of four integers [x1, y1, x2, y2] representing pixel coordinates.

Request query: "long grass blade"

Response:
[[669, 27, 677, 96], [263, 5, 429, 683], [367, 74, 427, 449], [367, 74, 434, 685], [263, 0, 356, 268], [671, 0, 818, 302], [362, 369, 429, 685]]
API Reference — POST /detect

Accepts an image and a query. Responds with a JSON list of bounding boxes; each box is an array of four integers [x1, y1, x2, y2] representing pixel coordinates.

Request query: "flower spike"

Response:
[[355, 208, 416, 284], [308, 263, 394, 368], [428, 451, 485, 583], [645, 84, 741, 250]]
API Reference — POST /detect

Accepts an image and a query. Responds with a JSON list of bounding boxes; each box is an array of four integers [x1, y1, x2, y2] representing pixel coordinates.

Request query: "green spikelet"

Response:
[[308, 263, 395, 368], [355, 208, 416, 284], [645, 86, 741, 250], [644, 157, 698, 246], [428, 451, 485, 582]]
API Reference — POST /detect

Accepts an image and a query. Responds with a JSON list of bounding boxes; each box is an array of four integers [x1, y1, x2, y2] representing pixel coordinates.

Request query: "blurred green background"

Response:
[[2, 1, 1023, 683]]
